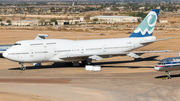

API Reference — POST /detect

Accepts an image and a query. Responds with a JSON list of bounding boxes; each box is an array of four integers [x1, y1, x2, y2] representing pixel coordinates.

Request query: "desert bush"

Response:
[[126, 32, 132, 34], [99, 33, 105, 35], [6, 20, 11, 24], [21, 16, 26, 20]]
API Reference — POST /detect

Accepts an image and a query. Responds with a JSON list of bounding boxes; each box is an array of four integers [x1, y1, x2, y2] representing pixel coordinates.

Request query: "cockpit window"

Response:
[[157, 63, 166, 65], [14, 43, 21, 46]]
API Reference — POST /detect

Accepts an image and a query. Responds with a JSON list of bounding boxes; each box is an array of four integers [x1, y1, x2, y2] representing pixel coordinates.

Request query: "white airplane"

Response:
[[154, 52, 180, 79], [2, 9, 174, 70]]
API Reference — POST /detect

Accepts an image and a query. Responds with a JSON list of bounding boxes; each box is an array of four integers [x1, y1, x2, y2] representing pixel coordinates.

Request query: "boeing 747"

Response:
[[2, 9, 175, 70]]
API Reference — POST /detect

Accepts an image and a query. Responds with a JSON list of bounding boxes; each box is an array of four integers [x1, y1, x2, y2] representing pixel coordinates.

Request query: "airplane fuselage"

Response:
[[3, 36, 156, 63], [154, 57, 180, 71]]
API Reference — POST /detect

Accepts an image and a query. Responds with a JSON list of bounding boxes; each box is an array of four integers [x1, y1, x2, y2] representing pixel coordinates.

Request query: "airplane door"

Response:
[[43, 40, 47, 60], [30, 50, 34, 57], [81, 47, 84, 54], [133, 43, 136, 48], [53, 48, 57, 55], [103, 45, 106, 52]]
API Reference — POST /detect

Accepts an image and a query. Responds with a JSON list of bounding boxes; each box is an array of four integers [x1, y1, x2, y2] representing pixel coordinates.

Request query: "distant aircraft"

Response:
[[0, 45, 12, 57], [154, 52, 180, 79], [2, 9, 175, 70]]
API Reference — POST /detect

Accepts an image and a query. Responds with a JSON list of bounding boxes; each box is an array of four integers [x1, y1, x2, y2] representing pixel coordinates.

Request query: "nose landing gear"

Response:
[[19, 63, 26, 71], [166, 71, 171, 79]]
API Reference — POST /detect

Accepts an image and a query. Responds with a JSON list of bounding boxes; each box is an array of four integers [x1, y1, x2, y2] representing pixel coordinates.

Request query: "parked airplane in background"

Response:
[[0, 45, 12, 57], [154, 52, 180, 79], [2, 9, 175, 70]]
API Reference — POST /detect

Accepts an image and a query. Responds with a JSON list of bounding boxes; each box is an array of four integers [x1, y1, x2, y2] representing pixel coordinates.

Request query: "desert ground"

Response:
[[0, 26, 180, 101]]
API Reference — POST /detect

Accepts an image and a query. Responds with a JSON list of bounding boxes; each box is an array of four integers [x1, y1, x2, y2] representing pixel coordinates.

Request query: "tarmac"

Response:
[[0, 53, 180, 101]]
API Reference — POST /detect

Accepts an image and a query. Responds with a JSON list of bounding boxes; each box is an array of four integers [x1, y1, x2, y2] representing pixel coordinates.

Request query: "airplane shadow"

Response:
[[8, 56, 159, 70], [100, 66, 154, 68], [94, 56, 160, 66], [8, 63, 70, 70], [0, 54, 4, 58], [8, 62, 80, 70], [155, 74, 180, 79]]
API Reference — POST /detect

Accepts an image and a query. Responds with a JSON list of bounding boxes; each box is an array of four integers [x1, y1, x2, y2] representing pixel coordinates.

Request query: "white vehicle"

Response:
[[2, 9, 174, 70]]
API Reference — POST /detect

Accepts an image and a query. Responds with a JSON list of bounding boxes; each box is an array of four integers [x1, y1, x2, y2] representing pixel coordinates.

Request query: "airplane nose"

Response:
[[2, 51, 8, 58], [154, 66, 160, 71]]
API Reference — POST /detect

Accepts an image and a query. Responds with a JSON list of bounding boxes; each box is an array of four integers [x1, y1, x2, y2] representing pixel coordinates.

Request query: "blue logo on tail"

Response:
[[129, 9, 160, 37]]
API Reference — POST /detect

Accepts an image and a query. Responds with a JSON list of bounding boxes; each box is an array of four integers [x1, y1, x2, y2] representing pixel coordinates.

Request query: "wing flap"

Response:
[[127, 50, 172, 58]]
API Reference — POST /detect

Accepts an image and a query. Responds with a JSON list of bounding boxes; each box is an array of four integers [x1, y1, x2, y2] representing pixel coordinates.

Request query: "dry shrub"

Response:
[[126, 32, 132, 34], [85, 29, 89, 32], [123, 28, 132, 31], [57, 27, 67, 31], [99, 33, 105, 35], [91, 28, 101, 30], [170, 21, 176, 24], [75, 29, 83, 32], [46, 27, 55, 30], [105, 27, 111, 30]]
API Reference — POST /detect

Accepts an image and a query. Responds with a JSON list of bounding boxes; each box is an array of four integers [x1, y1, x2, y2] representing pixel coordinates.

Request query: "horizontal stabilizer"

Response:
[[155, 37, 178, 42], [140, 37, 177, 44]]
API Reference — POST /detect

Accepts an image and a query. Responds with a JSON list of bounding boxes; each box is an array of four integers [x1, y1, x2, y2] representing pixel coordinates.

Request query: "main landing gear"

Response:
[[166, 71, 171, 79], [81, 59, 92, 66], [19, 63, 26, 71]]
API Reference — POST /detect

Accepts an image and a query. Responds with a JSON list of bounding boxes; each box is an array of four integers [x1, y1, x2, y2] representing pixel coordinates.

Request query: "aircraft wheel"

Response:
[[65, 62, 73, 66]]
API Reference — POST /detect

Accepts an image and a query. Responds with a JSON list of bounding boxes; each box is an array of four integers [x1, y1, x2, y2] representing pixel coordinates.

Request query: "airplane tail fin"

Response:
[[129, 9, 160, 37]]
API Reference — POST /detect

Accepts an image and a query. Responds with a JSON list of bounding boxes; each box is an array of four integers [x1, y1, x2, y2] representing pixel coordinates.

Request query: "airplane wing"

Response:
[[140, 37, 177, 44], [58, 50, 172, 61], [127, 50, 172, 58]]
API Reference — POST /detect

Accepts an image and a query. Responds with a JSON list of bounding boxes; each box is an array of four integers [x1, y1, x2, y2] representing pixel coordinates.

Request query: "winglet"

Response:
[[34, 34, 49, 40], [129, 9, 160, 37]]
